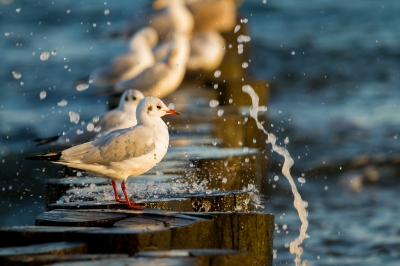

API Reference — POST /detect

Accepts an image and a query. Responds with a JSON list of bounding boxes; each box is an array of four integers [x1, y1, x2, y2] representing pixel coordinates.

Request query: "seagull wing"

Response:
[[95, 109, 126, 130], [61, 125, 155, 165]]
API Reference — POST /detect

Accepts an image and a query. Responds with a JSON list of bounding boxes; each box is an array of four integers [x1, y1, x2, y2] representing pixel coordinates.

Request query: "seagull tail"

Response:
[[25, 151, 62, 161], [34, 136, 59, 146]]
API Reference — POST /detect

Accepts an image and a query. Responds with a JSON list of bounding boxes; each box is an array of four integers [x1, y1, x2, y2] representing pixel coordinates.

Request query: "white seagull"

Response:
[[91, 27, 158, 86], [187, 30, 226, 71], [27, 97, 181, 210], [34, 89, 144, 146], [113, 32, 190, 98], [118, 0, 194, 40]]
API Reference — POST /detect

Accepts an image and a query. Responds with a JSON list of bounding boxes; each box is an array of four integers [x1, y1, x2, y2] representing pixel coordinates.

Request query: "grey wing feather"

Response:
[[95, 110, 125, 130], [62, 126, 155, 165]]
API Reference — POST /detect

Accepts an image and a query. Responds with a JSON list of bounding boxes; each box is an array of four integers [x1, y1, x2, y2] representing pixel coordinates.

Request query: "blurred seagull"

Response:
[[91, 27, 159, 86], [27, 97, 181, 210], [186, 30, 226, 71], [115, 0, 194, 40], [34, 89, 144, 146], [113, 32, 190, 98], [185, 0, 237, 33]]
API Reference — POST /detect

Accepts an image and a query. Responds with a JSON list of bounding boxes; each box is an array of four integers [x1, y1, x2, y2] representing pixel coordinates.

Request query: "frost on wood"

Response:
[[242, 85, 309, 266]]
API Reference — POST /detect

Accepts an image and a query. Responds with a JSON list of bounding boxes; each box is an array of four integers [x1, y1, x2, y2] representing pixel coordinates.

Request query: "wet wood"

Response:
[[35, 209, 131, 227], [0, 242, 87, 265], [209, 213, 275, 266], [68, 227, 170, 255], [114, 212, 215, 249], [49, 257, 200, 266], [46, 177, 110, 206], [0, 226, 100, 248], [48, 197, 193, 212], [3, 254, 128, 266], [46, 174, 186, 207], [136, 249, 253, 266], [46, 190, 253, 213]]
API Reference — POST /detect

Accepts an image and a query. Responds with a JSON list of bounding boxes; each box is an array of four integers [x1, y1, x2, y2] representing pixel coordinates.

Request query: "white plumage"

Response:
[[28, 96, 181, 210]]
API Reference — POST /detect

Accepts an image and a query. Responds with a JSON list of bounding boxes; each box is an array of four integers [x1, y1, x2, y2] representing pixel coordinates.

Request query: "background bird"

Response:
[[91, 27, 159, 86], [34, 89, 144, 146], [113, 32, 190, 98], [186, 30, 226, 71]]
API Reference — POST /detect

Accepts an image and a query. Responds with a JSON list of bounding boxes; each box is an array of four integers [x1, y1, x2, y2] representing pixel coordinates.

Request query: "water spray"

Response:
[[242, 85, 309, 266]]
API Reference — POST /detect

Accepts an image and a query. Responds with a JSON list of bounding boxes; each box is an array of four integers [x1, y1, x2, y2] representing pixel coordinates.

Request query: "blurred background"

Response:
[[1, 0, 399, 265]]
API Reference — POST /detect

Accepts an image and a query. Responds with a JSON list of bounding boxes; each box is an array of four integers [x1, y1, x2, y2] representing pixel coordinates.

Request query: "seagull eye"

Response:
[[156, 105, 161, 110], [133, 97, 136, 101]]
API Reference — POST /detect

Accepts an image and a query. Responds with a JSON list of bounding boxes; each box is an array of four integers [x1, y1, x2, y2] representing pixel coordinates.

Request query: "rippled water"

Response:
[[1, 0, 400, 264]]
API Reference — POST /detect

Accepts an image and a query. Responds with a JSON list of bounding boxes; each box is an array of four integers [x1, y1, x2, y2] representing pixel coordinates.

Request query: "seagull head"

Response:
[[119, 89, 145, 112], [137, 96, 181, 122]]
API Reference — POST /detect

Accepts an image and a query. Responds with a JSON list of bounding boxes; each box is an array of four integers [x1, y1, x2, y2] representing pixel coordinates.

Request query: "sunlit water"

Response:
[[1, 0, 400, 265]]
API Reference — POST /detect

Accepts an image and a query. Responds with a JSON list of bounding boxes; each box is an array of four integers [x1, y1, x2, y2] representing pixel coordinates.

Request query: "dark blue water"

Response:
[[1, 0, 400, 264]]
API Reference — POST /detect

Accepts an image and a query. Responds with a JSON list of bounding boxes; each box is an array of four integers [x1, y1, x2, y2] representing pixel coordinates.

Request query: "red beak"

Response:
[[166, 109, 181, 115]]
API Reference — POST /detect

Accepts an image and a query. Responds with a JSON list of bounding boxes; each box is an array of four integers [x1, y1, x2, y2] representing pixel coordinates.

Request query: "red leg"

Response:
[[121, 180, 145, 210], [112, 180, 127, 203]]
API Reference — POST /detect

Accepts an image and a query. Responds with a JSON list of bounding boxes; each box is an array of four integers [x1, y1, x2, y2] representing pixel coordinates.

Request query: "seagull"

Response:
[[186, 30, 226, 71], [186, 0, 237, 33], [113, 32, 190, 98], [27, 97, 181, 210], [115, 0, 194, 40], [34, 89, 144, 146], [91, 27, 159, 86]]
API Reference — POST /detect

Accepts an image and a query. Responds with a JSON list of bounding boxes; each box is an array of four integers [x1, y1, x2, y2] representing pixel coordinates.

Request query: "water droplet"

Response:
[[237, 35, 251, 43], [222, 177, 227, 184], [209, 99, 219, 108], [234, 25, 241, 33], [291, 51, 296, 55], [206, 189, 212, 194], [39, 91, 47, 100], [235, 205, 243, 211], [240, 18, 248, 24], [238, 44, 244, 54], [168, 103, 175, 109], [51, 50, 57, 55], [40, 52, 50, 61], [274, 175, 279, 181], [76, 83, 89, 91], [86, 123, 94, 132], [76, 129, 84, 135], [69, 111, 80, 124], [217, 109, 224, 117], [58, 99, 68, 107], [213, 83, 218, 89], [214, 70, 221, 78], [284, 137, 290, 144], [94, 126, 102, 132], [212, 140, 217, 146], [12, 71, 21, 79], [104, 9, 110, 15], [298, 177, 306, 184], [242, 62, 248, 68], [92, 116, 100, 123]]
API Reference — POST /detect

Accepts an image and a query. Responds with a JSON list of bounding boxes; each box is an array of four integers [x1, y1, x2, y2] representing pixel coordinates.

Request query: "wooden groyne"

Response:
[[0, 3, 275, 266]]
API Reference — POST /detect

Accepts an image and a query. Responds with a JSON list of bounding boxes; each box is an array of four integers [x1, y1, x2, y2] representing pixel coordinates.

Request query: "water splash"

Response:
[[242, 85, 309, 266]]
